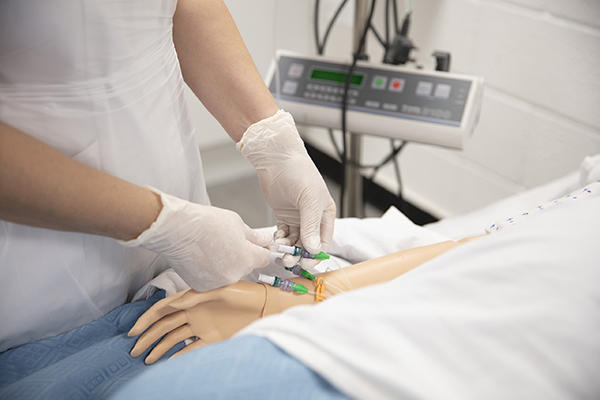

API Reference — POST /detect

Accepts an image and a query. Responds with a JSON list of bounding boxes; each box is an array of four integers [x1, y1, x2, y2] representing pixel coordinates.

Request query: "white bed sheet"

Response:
[[426, 154, 600, 239], [240, 190, 600, 399]]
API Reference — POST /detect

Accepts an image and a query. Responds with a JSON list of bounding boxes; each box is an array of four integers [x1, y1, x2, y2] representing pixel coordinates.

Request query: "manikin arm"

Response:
[[130, 238, 478, 364]]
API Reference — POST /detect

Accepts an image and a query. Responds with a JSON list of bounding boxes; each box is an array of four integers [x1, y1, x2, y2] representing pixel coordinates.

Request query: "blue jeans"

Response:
[[0, 290, 184, 400], [111, 335, 348, 400]]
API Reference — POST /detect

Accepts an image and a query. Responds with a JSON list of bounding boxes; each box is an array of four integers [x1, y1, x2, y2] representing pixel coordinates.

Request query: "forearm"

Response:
[[0, 121, 161, 240], [264, 239, 476, 314], [323, 240, 466, 291], [173, 0, 278, 141]]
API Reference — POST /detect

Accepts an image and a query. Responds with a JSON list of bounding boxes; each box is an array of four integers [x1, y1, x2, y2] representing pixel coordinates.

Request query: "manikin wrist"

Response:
[[261, 280, 312, 316], [260, 273, 353, 316]]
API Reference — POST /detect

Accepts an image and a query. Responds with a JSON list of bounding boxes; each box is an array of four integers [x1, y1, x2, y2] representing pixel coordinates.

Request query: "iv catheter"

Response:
[[284, 264, 316, 280], [258, 274, 309, 294], [269, 243, 330, 260], [274, 258, 345, 295], [257, 273, 329, 300]]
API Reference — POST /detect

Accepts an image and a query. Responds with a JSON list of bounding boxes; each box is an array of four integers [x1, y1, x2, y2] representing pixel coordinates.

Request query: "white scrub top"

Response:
[[0, 0, 210, 351]]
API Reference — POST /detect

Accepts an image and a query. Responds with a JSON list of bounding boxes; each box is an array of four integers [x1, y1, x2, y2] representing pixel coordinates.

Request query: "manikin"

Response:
[[129, 236, 480, 364]]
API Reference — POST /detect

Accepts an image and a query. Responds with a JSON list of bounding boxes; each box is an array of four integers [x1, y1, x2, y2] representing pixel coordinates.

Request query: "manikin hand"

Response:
[[120, 188, 271, 291], [128, 273, 349, 364], [128, 281, 268, 364], [237, 110, 336, 257]]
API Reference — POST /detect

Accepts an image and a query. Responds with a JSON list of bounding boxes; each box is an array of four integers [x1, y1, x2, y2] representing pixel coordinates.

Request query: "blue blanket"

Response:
[[0, 290, 183, 400]]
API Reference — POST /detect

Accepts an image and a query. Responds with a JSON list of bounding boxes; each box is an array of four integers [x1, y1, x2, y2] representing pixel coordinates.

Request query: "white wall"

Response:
[[190, 0, 600, 218], [395, 0, 600, 217]]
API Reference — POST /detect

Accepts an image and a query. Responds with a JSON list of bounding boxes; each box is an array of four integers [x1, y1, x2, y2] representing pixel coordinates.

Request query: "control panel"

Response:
[[266, 51, 484, 149]]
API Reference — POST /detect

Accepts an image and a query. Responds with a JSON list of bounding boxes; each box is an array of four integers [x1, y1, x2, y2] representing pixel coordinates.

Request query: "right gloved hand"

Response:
[[120, 188, 271, 291]]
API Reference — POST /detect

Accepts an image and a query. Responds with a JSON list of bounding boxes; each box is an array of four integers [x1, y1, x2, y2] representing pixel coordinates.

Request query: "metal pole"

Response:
[[342, 0, 368, 217]]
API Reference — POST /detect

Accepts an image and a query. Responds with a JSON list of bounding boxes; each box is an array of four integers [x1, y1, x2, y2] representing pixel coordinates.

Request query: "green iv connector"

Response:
[[285, 265, 316, 281], [292, 283, 309, 294]]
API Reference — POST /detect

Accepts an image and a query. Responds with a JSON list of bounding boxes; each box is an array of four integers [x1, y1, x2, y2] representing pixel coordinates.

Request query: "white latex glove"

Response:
[[120, 188, 271, 291], [237, 110, 336, 260]]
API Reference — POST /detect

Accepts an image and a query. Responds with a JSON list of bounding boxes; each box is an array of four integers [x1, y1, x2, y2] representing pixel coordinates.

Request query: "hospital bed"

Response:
[[1, 155, 598, 399]]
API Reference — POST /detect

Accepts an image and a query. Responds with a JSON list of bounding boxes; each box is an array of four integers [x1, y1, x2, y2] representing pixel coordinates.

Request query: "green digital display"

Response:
[[310, 69, 363, 85]]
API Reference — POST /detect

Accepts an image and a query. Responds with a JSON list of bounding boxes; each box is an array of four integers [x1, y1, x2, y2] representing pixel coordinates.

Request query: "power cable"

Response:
[[392, 0, 400, 33], [313, 0, 408, 215], [314, 0, 350, 54], [391, 140, 404, 199], [369, 23, 387, 48], [385, 0, 391, 46], [339, 0, 377, 216]]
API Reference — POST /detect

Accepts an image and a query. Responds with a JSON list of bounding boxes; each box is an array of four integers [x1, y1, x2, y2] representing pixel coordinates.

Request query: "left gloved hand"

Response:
[[237, 110, 336, 256]]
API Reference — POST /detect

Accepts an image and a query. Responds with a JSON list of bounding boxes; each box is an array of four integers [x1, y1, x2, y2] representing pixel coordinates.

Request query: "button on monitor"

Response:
[[371, 76, 387, 90], [389, 78, 405, 92], [434, 83, 452, 99], [282, 80, 298, 95], [416, 81, 433, 96], [288, 63, 304, 78]]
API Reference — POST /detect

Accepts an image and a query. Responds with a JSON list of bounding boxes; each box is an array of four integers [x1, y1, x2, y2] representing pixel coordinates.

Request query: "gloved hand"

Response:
[[237, 110, 336, 257], [120, 188, 271, 291]]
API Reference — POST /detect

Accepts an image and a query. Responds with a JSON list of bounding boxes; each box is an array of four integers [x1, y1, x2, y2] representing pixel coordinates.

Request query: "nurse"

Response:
[[0, 0, 335, 351]]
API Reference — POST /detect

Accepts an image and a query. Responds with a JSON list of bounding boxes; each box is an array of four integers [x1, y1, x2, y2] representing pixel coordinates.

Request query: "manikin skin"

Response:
[[129, 237, 479, 364]]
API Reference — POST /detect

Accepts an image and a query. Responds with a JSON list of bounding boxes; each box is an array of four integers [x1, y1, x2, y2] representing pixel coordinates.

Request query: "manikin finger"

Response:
[[144, 324, 194, 365], [243, 224, 272, 247], [128, 290, 189, 337], [130, 311, 187, 357], [169, 338, 206, 360]]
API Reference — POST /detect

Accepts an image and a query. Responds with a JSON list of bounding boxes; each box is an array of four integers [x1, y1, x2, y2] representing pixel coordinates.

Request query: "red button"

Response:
[[389, 78, 405, 91]]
